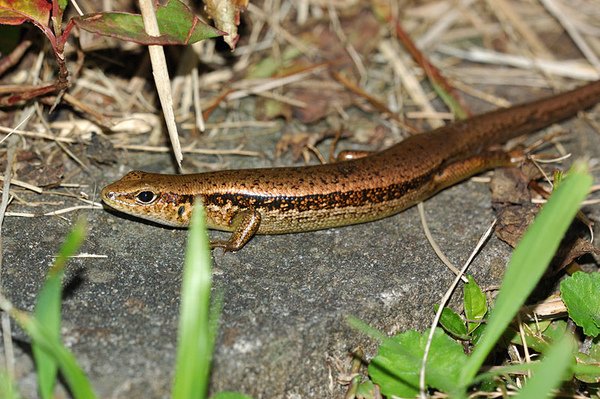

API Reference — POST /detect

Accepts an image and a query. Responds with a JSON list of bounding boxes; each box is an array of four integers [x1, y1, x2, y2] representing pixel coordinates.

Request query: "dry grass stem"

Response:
[[0, 177, 43, 194], [62, 253, 108, 259], [521, 295, 568, 319], [247, 2, 318, 57], [192, 67, 205, 132], [0, 107, 35, 145], [0, 135, 18, 380], [326, 2, 366, 83], [114, 144, 261, 157], [416, 0, 476, 50], [0, 126, 76, 143], [195, 121, 279, 129], [232, 7, 266, 72], [516, 314, 532, 377], [540, 0, 600, 73], [227, 64, 328, 100], [449, 80, 512, 108], [44, 204, 102, 217], [139, 0, 183, 168], [254, 90, 308, 107], [69, 0, 84, 16], [438, 46, 600, 81], [488, 0, 554, 60], [528, 153, 571, 163], [378, 40, 444, 128], [417, 202, 468, 282], [4, 212, 35, 218]]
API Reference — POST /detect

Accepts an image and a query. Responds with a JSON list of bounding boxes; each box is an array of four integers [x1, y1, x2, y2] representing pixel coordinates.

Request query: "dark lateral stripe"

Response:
[[200, 172, 432, 213]]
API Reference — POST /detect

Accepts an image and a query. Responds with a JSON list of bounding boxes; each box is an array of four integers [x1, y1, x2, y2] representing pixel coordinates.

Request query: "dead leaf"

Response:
[[86, 133, 116, 165], [490, 167, 532, 205], [290, 87, 353, 123], [491, 165, 600, 271], [554, 238, 600, 271], [203, 0, 248, 49], [493, 203, 538, 247], [275, 131, 325, 162], [16, 159, 63, 188], [491, 166, 539, 246]]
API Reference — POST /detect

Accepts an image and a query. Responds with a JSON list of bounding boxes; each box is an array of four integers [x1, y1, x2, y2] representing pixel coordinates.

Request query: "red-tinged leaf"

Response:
[[0, 0, 51, 27], [72, 0, 223, 46], [51, 0, 68, 32]]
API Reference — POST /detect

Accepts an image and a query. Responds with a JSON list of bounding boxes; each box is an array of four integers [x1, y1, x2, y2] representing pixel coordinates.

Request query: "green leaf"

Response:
[[0, 0, 51, 27], [459, 161, 592, 386], [210, 392, 253, 399], [10, 308, 95, 399], [172, 203, 215, 399], [470, 362, 538, 386], [431, 81, 469, 120], [560, 272, 600, 337], [33, 219, 87, 399], [574, 337, 600, 383], [514, 333, 576, 399], [508, 321, 552, 353], [248, 47, 303, 78], [368, 328, 467, 397], [574, 352, 600, 383], [542, 320, 567, 342], [509, 330, 547, 353], [591, 338, 600, 359], [73, 0, 222, 46], [470, 322, 486, 346], [355, 379, 376, 399], [435, 305, 468, 340], [463, 276, 487, 334]]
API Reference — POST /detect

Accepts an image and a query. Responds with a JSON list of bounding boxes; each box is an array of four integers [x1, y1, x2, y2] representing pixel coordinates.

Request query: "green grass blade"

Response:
[[0, 371, 21, 399], [172, 203, 214, 399], [513, 333, 576, 399], [469, 362, 538, 385], [460, 161, 592, 386], [9, 307, 95, 399], [346, 315, 387, 341], [431, 81, 469, 120], [33, 219, 86, 399], [208, 291, 223, 358]]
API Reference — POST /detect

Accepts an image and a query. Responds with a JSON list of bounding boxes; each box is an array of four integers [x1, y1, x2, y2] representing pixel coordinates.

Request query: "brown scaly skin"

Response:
[[102, 81, 600, 250]]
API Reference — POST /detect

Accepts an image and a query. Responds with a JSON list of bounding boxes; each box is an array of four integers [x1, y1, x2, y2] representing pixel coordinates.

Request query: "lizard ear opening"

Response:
[[135, 191, 157, 204]]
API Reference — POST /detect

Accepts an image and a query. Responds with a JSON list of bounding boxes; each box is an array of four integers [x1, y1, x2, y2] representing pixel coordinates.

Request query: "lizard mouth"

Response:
[[100, 187, 135, 209]]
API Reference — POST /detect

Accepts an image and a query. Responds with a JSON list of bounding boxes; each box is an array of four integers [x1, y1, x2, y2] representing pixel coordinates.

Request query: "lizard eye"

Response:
[[136, 191, 157, 204]]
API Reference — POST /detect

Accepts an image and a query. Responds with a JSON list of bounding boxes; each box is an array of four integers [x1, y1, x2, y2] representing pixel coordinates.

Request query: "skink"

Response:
[[102, 81, 600, 251]]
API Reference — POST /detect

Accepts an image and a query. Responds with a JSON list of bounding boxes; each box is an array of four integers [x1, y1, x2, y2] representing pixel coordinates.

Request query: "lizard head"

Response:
[[101, 170, 193, 227]]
